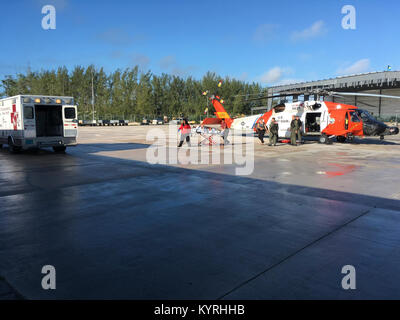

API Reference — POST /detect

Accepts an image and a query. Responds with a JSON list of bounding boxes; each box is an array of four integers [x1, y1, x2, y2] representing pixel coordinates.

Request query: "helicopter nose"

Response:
[[389, 126, 399, 135], [382, 126, 399, 136], [363, 122, 386, 136]]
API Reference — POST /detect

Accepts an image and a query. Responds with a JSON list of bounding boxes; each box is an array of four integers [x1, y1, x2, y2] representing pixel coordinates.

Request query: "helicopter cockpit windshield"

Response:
[[355, 109, 388, 136], [355, 109, 376, 123]]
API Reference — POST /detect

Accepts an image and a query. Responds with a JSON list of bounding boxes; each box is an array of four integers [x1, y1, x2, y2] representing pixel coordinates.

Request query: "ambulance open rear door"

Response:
[[62, 105, 78, 138]]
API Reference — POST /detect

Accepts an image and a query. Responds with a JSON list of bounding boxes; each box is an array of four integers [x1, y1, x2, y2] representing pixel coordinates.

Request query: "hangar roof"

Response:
[[270, 71, 400, 94]]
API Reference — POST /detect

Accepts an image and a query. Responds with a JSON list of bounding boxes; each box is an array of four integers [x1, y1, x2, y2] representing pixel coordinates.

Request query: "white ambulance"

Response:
[[0, 95, 78, 152]]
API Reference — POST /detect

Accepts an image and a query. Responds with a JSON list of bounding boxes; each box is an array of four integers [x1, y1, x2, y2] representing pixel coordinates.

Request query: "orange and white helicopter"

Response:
[[200, 89, 400, 144]]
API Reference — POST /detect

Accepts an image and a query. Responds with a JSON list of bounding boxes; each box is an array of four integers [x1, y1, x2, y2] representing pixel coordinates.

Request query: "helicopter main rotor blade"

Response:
[[219, 90, 400, 104], [330, 92, 400, 100], [353, 100, 380, 108], [240, 93, 300, 101]]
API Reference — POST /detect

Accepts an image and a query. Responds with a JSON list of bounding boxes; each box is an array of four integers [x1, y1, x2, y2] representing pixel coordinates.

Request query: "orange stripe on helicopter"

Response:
[[251, 109, 273, 131], [216, 112, 230, 119], [210, 97, 233, 127]]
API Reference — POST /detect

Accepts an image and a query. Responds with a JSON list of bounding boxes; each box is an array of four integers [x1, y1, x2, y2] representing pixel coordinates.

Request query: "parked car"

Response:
[[169, 118, 183, 125], [141, 118, 150, 125], [81, 119, 97, 126], [152, 118, 164, 125]]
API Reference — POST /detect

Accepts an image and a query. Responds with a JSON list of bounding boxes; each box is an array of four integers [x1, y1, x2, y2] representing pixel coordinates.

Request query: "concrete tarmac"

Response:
[[1, 125, 400, 299]]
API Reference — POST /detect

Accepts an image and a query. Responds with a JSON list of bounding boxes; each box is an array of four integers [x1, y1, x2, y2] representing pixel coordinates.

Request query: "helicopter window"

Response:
[[349, 111, 360, 122], [312, 103, 321, 110], [356, 110, 374, 123], [274, 104, 285, 113]]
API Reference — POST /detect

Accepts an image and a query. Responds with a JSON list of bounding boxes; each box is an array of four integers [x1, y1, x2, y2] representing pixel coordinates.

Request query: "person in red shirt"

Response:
[[178, 119, 191, 147]]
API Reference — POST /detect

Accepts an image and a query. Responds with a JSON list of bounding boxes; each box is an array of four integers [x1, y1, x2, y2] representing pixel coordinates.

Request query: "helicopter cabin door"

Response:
[[347, 110, 363, 136], [305, 112, 322, 135]]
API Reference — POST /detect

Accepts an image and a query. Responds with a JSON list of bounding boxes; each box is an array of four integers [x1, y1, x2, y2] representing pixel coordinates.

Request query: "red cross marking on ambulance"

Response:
[[11, 104, 18, 130]]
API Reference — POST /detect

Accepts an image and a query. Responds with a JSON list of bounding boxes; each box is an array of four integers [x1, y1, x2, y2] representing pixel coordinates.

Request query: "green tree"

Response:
[[136, 71, 154, 116], [0, 66, 267, 119]]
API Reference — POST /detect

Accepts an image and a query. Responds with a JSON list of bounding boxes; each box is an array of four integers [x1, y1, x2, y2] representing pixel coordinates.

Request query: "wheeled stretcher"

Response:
[[195, 127, 221, 146]]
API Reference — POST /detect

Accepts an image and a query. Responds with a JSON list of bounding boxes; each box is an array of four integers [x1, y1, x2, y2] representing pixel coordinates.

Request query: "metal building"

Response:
[[268, 71, 400, 117]]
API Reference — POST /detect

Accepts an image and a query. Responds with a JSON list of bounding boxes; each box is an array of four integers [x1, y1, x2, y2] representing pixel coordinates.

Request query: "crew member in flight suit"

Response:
[[268, 118, 279, 146], [256, 118, 267, 144], [290, 115, 297, 146], [290, 115, 302, 145], [295, 116, 303, 144]]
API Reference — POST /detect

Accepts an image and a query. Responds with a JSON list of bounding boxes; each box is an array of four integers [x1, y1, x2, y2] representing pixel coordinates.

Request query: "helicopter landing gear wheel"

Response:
[[347, 134, 355, 143], [336, 136, 346, 143], [319, 134, 331, 144]]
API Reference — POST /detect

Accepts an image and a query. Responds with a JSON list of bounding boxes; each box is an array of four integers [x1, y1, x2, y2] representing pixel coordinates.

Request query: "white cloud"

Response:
[[337, 58, 371, 75], [274, 78, 305, 86], [132, 54, 150, 69], [239, 72, 248, 81], [259, 67, 283, 83], [258, 67, 294, 85], [110, 50, 122, 59], [252, 24, 278, 45], [291, 20, 326, 41], [171, 66, 196, 77], [98, 29, 134, 46], [298, 53, 312, 61], [158, 55, 196, 77], [159, 55, 177, 70]]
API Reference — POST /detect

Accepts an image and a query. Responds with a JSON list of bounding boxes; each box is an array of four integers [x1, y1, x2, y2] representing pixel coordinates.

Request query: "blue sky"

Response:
[[0, 0, 399, 86]]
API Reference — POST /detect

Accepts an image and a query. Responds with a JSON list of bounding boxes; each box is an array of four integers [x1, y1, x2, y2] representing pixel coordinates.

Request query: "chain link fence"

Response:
[[78, 112, 210, 125]]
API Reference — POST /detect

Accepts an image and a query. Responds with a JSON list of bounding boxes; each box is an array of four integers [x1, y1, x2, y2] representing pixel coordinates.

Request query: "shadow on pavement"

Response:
[[0, 144, 399, 299]]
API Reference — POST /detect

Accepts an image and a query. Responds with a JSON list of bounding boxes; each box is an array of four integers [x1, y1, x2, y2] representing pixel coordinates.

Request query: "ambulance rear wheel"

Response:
[[53, 146, 66, 153], [8, 138, 21, 153]]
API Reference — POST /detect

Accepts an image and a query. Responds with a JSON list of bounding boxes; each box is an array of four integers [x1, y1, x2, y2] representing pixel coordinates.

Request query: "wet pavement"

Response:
[[0, 125, 400, 299]]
